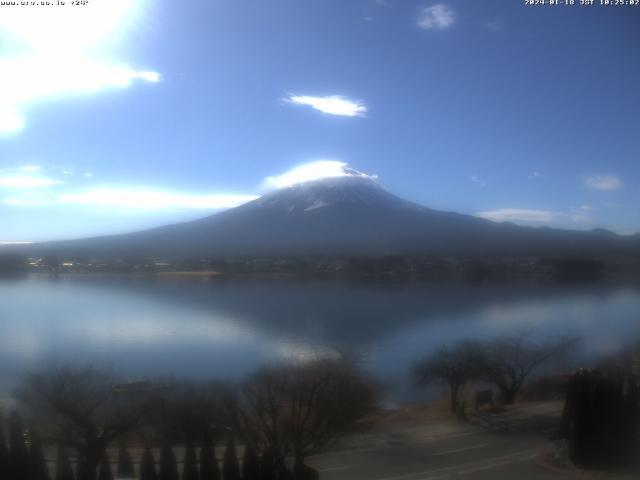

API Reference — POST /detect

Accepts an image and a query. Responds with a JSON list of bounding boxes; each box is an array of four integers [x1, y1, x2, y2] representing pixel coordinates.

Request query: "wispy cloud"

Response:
[[0, 176, 62, 188], [285, 95, 367, 117], [0, 165, 65, 188], [1, 165, 40, 172], [2, 188, 258, 211], [0, 162, 257, 211], [18, 165, 42, 173], [417, 4, 455, 30], [2, 198, 51, 207], [2, 160, 378, 212], [56, 189, 258, 211], [262, 160, 376, 190], [470, 175, 487, 187], [584, 175, 622, 191], [477, 208, 560, 224], [477, 206, 596, 227], [529, 171, 543, 179]]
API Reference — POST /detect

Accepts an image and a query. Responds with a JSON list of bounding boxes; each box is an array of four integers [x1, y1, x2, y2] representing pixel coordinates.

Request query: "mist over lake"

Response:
[[1, 275, 638, 402]]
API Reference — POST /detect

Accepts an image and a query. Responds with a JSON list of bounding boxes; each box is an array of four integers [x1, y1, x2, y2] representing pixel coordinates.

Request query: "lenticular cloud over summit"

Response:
[[262, 161, 377, 190]]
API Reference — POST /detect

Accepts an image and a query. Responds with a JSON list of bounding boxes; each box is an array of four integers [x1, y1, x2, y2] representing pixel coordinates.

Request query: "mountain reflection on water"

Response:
[[1, 275, 639, 401]]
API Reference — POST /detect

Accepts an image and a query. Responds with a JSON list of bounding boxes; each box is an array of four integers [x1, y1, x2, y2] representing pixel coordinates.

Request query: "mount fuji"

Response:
[[16, 169, 640, 259]]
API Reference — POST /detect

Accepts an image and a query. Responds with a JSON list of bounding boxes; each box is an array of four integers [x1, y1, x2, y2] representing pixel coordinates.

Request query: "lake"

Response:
[[1, 274, 639, 402]]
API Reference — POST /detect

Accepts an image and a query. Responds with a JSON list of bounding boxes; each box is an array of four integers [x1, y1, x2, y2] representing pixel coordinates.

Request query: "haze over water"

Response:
[[1, 275, 639, 402]]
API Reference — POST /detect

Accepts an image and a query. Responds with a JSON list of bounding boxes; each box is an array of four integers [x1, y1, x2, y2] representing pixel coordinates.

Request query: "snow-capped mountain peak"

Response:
[[262, 160, 378, 190], [253, 174, 416, 214]]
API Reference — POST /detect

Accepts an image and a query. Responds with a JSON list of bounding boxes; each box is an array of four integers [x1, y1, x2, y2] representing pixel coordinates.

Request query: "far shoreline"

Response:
[[7, 269, 640, 285]]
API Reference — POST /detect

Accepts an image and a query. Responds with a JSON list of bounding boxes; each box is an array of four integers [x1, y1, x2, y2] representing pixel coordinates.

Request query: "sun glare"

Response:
[[0, 0, 144, 54], [0, 0, 158, 134]]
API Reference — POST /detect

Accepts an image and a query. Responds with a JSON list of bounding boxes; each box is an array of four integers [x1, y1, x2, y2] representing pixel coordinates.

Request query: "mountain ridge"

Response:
[[7, 175, 640, 259]]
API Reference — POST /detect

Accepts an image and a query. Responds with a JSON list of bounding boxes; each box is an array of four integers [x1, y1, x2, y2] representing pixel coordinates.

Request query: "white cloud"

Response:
[[2, 198, 51, 207], [0, 176, 62, 188], [477, 206, 600, 227], [285, 95, 367, 117], [56, 189, 258, 211], [0, 162, 260, 212], [1, 161, 378, 212], [18, 165, 42, 173], [476, 208, 561, 224], [584, 175, 622, 191], [417, 4, 455, 30], [1, 179, 258, 211], [262, 160, 376, 190], [529, 171, 543, 179]]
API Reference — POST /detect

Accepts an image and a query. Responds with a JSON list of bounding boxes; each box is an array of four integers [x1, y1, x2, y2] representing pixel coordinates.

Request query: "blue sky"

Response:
[[0, 0, 638, 242]]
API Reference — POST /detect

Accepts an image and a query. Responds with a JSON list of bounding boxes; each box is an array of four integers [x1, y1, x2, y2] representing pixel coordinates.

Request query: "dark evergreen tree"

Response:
[[259, 448, 275, 480], [275, 457, 292, 480], [198, 434, 220, 480], [182, 441, 198, 480], [221, 439, 240, 480], [116, 445, 135, 478], [158, 442, 179, 480], [76, 445, 107, 480], [29, 426, 50, 480], [241, 443, 260, 480], [54, 446, 74, 480], [561, 370, 640, 468], [75, 454, 91, 480], [0, 425, 10, 480], [625, 377, 640, 448], [97, 452, 113, 480], [9, 412, 30, 480], [139, 447, 158, 480]]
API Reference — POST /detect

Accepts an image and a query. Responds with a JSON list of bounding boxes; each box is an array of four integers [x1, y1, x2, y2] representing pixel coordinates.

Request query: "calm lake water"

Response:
[[1, 275, 639, 402]]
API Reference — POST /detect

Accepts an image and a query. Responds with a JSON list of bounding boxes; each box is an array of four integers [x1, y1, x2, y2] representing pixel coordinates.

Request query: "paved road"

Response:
[[309, 402, 570, 480]]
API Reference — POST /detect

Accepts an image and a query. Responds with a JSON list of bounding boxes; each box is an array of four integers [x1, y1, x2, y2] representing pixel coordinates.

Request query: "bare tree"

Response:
[[482, 332, 578, 404], [228, 357, 377, 475], [226, 363, 289, 467], [146, 379, 226, 444], [16, 366, 153, 480], [285, 358, 376, 473], [414, 340, 487, 414]]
